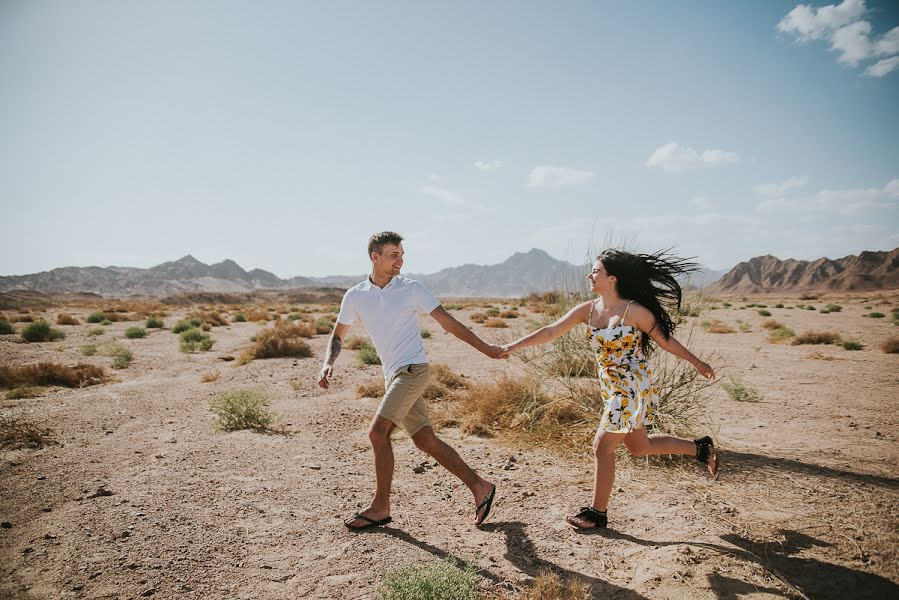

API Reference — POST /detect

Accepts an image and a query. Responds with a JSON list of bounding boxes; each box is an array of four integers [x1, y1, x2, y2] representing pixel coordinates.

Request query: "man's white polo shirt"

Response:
[[336, 276, 440, 380]]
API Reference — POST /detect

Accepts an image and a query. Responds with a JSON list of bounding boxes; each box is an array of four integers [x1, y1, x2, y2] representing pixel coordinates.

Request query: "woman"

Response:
[[502, 249, 718, 529]]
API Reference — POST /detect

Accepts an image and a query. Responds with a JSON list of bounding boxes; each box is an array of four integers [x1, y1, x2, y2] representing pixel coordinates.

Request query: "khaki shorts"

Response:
[[377, 363, 432, 436]]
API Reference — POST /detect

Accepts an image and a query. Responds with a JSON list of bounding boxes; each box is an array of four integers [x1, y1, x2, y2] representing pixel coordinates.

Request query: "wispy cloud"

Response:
[[527, 165, 595, 188], [474, 160, 503, 172], [753, 175, 809, 197], [645, 142, 739, 174], [778, 1, 899, 77], [756, 179, 899, 215], [420, 184, 466, 206]]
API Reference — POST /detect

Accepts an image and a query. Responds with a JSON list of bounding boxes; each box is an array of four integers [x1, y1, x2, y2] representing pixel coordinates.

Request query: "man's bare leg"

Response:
[[345, 415, 395, 527], [411, 426, 495, 523]]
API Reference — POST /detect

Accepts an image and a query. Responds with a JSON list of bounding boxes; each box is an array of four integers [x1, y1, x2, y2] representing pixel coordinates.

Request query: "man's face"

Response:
[[372, 243, 404, 276]]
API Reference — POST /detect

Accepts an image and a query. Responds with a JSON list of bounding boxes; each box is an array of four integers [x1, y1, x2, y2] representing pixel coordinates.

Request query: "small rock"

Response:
[[1, 521, 11, 529], [140, 587, 156, 597], [412, 466, 426, 474], [87, 487, 115, 499]]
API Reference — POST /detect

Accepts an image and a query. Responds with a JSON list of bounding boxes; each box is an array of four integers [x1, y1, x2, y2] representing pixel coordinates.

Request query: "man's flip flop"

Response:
[[344, 513, 392, 530], [475, 485, 496, 526]]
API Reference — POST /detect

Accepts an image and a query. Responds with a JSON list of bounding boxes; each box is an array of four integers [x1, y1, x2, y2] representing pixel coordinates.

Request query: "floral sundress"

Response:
[[586, 300, 660, 432]]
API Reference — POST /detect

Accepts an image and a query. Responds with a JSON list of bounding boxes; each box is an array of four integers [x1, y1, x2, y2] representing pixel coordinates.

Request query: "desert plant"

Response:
[[470, 312, 487, 324], [420, 329, 432, 339], [775, 303, 784, 308], [703, 319, 735, 333], [377, 556, 481, 600], [840, 340, 864, 351], [80, 344, 97, 356], [356, 379, 386, 398], [880, 337, 899, 353], [145, 317, 164, 329], [209, 389, 277, 431], [314, 317, 334, 334], [792, 331, 840, 345], [721, 377, 762, 402], [287, 313, 302, 321], [757, 309, 772, 317], [5, 386, 46, 400], [356, 343, 382, 366], [86, 312, 107, 323], [200, 370, 221, 383], [21, 320, 65, 343], [345, 336, 371, 350], [179, 328, 214, 353], [87, 327, 105, 337], [484, 319, 508, 328], [867, 312, 885, 318], [97, 341, 134, 368], [0, 417, 54, 450], [824, 304, 842, 312], [767, 327, 795, 343], [444, 303, 463, 310], [124, 327, 147, 339], [56, 314, 79, 325], [172, 318, 203, 334], [0, 363, 106, 388], [512, 570, 591, 600], [232, 312, 247, 322], [761, 319, 784, 330], [0, 319, 14, 335], [247, 321, 313, 359], [486, 307, 501, 317]]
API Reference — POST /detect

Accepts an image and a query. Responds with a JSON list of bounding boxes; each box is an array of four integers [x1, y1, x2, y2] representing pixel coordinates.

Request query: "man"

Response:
[[318, 231, 505, 529]]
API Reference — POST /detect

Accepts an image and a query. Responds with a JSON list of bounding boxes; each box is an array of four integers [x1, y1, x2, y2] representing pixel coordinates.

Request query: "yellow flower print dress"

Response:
[[586, 300, 660, 432]]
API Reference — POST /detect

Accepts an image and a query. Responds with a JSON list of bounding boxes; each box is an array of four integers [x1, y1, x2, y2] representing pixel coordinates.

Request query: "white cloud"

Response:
[[753, 175, 809, 197], [420, 184, 466, 206], [865, 55, 899, 77], [755, 179, 899, 215], [778, 1, 899, 75], [527, 165, 595, 188], [777, 0, 866, 42], [645, 142, 739, 173], [474, 160, 503, 172]]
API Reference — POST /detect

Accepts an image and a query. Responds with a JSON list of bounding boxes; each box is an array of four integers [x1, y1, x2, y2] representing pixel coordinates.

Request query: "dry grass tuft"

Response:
[[56, 314, 79, 325], [0, 416, 55, 450], [501, 570, 591, 600], [470, 312, 488, 324], [200, 370, 221, 383], [880, 337, 899, 354], [767, 326, 795, 343], [704, 319, 736, 333], [345, 336, 370, 350], [0, 363, 107, 388], [804, 351, 836, 361], [5, 386, 46, 400], [245, 321, 313, 360], [761, 319, 785, 330], [356, 379, 385, 398], [792, 331, 840, 345], [484, 318, 508, 328]]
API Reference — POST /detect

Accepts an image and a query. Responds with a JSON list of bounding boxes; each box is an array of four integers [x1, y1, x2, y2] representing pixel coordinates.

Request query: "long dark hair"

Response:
[[598, 249, 698, 354]]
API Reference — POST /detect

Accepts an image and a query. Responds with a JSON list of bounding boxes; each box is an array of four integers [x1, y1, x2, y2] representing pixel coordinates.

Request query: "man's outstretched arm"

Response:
[[429, 306, 507, 359], [318, 322, 350, 389]]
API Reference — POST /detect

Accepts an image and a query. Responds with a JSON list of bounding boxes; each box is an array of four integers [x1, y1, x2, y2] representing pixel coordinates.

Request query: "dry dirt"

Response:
[[1, 292, 898, 599]]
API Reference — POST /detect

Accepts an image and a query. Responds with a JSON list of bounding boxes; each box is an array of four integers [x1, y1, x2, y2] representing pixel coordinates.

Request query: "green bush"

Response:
[[0, 320, 14, 335], [87, 327, 105, 337], [232, 313, 247, 323], [172, 318, 203, 333], [757, 309, 772, 317], [377, 557, 481, 600], [80, 344, 97, 356], [86, 312, 107, 323], [209, 389, 276, 431], [421, 329, 432, 339], [486, 307, 501, 317], [5, 387, 46, 400], [767, 327, 795, 343], [287, 313, 302, 321], [721, 377, 762, 402], [824, 304, 842, 312], [356, 343, 381, 366], [145, 317, 164, 329], [867, 312, 885, 318], [21, 320, 65, 343], [722, 302, 732, 308], [840, 340, 864, 351], [97, 341, 133, 369], [124, 327, 147, 339], [775, 303, 784, 308], [100, 319, 112, 326], [179, 328, 214, 353]]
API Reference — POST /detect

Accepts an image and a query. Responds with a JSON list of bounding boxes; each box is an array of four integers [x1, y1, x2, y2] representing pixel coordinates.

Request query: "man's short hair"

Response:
[[368, 231, 404, 256]]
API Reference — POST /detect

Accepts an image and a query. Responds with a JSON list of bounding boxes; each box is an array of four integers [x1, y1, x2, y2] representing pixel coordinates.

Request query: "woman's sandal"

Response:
[[566, 506, 607, 530], [694, 435, 720, 479]]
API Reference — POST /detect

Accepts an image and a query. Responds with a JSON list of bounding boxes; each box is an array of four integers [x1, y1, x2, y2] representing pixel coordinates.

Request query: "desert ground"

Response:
[[1, 291, 898, 599]]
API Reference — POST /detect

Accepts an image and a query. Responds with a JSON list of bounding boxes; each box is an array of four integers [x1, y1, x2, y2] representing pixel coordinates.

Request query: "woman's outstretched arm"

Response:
[[504, 301, 592, 353], [631, 304, 715, 379]]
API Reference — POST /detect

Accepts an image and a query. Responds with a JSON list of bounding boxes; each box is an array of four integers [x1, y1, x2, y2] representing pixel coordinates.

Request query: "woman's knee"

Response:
[[593, 432, 620, 458]]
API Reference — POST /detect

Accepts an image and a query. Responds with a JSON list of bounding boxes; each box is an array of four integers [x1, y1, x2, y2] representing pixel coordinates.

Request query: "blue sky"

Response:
[[1, 0, 897, 278]]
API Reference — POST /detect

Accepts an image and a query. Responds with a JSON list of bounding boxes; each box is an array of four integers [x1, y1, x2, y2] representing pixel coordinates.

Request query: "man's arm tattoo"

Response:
[[325, 333, 342, 366]]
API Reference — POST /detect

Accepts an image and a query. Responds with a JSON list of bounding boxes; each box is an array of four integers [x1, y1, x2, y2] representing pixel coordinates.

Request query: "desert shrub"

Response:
[[86, 312, 107, 323], [867, 312, 885, 318], [0, 363, 106, 388], [0, 417, 54, 450], [840, 340, 864, 351], [209, 389, 277, 431], [761, 319, 784, 330], [420, 329, 431, 339], [247, 321, 313, 359], [775, 303, 784, 308], [470, 312, 487, 324], [97, 341, 134, 368], [824, 304, 842, 312], [500, 310, 518, 319], [356, 343, 381, 366], [124, 327, 147, 339], [5, 386, 45, 400], [486, 307, 501, 317], [99, 319, 112, 326], [192, 311, 227, 327], [179, 328, 214, 353], [145, 317, 164, 328], [14, 314, 34, 322], [800, 293, 819, 300], [87, 327, 104, 337], [880, 337, 899, 354], [377, 556, 480, 600], [287, 313, 302, 321], [422, 363, 470, 401], [232, 313, 247, 322], [56, 314, 79, 325], [80, 344, 97, 356], [512, 570, 591, 600], [201, 322, 212, 331], [792, 331, 840, 345], [757, 309, 772, 317], [345, 336, 371, 350], [722, 302, 732, 308], [200, 370, 221, 383], [702, 319, 735, 333], [721, 378, 762, 402], [546, 354, 595, 378], [0, 319, 14, 335], [767, 327, 795, 343], [484, 318, 508, 328], [444, 303, 463, 310], [172, 318, 203, 334], [21, 320, 65, 343], [314, 318, 334, 334], [356, 379, 386, 398], [805, 305, 816, 311]]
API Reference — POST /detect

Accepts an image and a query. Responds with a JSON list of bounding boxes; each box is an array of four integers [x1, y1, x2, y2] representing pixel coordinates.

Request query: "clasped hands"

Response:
[[483, 343, 515, 360]]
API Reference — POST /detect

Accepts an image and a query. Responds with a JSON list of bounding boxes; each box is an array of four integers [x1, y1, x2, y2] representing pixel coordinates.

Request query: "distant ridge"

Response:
[[0, 250, 726, 298], [708, 248, 899, 293]]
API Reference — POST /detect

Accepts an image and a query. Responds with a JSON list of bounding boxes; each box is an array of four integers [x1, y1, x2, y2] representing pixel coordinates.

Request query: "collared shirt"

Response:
[[336, 275, 440, 380]]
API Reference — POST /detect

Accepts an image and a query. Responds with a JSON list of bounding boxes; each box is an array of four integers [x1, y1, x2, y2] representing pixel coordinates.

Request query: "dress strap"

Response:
[[621, 300, 634, 326]]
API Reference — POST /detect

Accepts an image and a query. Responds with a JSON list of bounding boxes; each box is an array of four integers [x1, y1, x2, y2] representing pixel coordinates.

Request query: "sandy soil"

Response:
[[1, 292, 897, 599]]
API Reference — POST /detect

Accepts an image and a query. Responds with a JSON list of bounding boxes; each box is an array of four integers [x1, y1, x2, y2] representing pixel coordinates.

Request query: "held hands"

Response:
[[483, 344, 510, 359], [693, 360, 715, 379], [317, 365, 334, 389]]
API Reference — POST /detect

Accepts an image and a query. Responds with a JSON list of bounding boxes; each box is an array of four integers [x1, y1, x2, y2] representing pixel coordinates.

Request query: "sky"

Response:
[[1, 0, 897, 278]]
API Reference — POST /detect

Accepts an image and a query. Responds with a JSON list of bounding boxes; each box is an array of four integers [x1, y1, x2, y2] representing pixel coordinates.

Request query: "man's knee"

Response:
[[369, 418, 394, 446], [412, 428, 439, 453]]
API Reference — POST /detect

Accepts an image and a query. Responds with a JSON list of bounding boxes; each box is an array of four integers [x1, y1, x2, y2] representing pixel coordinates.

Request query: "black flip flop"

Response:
[[344, 513, 392, 530], [475, 485, 496, 526]]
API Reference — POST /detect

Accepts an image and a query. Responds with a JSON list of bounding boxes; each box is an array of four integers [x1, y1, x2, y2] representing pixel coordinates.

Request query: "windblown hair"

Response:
[[367, 231, 404, 256], [598, 248, 698, 354]]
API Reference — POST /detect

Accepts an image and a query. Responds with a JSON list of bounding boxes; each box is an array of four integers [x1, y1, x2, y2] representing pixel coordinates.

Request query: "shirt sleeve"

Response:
[[413, 281, 440, 314], [336, 290, 358, 325]]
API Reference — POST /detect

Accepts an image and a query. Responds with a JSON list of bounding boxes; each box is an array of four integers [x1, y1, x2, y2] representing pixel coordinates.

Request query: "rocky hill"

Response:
[[708, 248, 899, 293]]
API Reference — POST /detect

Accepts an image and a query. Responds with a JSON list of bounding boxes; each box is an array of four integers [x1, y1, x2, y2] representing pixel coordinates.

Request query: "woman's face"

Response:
[[587, 260, 615, 293]]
